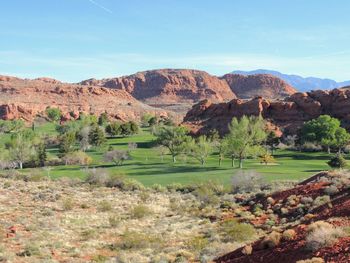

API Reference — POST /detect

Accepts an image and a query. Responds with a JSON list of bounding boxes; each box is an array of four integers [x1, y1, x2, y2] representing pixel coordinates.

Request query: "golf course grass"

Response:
[[9, 122, 333, 187]]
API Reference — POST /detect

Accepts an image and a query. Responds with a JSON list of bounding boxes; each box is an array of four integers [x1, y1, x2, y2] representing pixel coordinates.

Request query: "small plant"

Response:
[[327, 154, 347, 169], [260, 153, 276, 165], [116, 230, 161, 250], [282, 229, 296, 241], [260, 231, 282, 249], [220, 219, 256, 242], [18, 243, 41, 257], [306, 223, 344, 251], [131, 205, 152, 219], [62, 198, 74, 211], [108, 215, 121, 228], [186, 236, 209, 252], [80, 229, 97, 240], [98, 200, 112, 212]]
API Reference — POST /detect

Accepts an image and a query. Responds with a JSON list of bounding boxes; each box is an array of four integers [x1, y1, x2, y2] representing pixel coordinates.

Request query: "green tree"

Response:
[[7, 132, 34, 169], [36, 143, 47, 167], [59, 132, 76, 156], [223, 115, 267, 168], [0, 120, 25, 134], [141, 113, 153, 127], [301, 115, 347, 154], [155, 126, 190, 163], [89, 125, 106, 147], [333, 127, 350, 153], [105, 122, 121, 136], [46, 107, 62, 122], [189, 136, 213, 166], [98, 113, 109, 126], [266, 131, 280, 155]]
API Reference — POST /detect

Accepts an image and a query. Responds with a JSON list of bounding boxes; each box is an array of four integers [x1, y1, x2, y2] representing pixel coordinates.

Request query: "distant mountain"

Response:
[[231, 69, 350, 92]]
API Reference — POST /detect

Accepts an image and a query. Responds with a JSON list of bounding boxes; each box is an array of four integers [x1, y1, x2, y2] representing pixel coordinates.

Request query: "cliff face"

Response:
[[0, 75, 167, 122], [80, 69, 237, 111], [221, 74, 297, 99], [182, 89, 350, 135]]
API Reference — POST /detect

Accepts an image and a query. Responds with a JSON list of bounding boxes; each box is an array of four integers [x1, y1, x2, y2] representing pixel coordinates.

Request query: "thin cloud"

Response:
[[88, 0, 113, 14]]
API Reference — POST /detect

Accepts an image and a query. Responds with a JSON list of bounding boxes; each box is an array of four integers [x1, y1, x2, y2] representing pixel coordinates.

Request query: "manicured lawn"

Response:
[[14, 122, 333, 187]]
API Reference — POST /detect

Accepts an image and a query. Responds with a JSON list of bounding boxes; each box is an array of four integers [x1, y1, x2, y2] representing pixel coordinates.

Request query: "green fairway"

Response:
[[10, 122, 333, 187]]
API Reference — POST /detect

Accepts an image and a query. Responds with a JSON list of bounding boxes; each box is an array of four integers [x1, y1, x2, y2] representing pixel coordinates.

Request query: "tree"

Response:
[[78, 126, 91, 152], [62, 151, 92, 166], [301, 115, 347, 154], [46, 107, 62, 122], [105, 122, 121, 136], [36, 143, 47, 167], [7, 132, 34, 169], [223, 115, 267, 168], [104, 150, 129, 166], [266, 131, 280, 155], [189, 136, 213, 166], [59, 132, 76, 156], [333, 127, 350, 153], [260, 153, 276, 165], [89, 125, 106, 147], [141, 113, 153, 127], [327, 154, 347, 169], [148, 116, 158, 126], [155, 126, 190, 163], [98, 113, 108, 126]]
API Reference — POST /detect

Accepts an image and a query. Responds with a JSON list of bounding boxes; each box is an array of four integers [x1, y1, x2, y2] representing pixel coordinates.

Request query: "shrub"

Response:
[[62, 151, 92, 166], [282, 229, 296, 241], [186, 236, 209, 252], [231, 170, 267, 193], [109, 215, 121, 228], [98, 200, 112, 212], [131, 205, 152, 219], [312, 195, 331, 208], [62, 198, 74, 211], [116, 230, 161, 250], [85, 168, 110, 186], [323, 185, 339, 195], [46, 107, 62, 122], [327, 154, 347, 169], [220, 219, 256, 242], [104, 150, 129, 166], [306, 223, 344, 251], [260, 231, 282, 249], [105, 122, 121, 136], [106, 173, 143, 191]]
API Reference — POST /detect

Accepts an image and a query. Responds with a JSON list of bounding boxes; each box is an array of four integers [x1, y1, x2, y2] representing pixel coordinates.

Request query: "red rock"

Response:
[[80, 69, 237, 112], [0, 75, 168, 122], [183, 88, 350, 135], [221, 73, 297, 99]]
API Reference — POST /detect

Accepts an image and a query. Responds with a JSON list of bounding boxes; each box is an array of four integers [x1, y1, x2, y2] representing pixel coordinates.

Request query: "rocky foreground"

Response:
[[0, 169, 349, 262]]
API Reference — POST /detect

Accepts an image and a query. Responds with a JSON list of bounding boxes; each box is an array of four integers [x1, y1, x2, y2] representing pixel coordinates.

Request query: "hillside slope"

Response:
[[221, 73, 296, 99], [0, 75, 166, 122]]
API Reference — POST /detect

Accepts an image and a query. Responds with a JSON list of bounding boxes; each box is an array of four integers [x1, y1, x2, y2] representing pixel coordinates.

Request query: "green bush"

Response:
[[116, 230, 161, 250], [327, 154, 347, 169], [131, 205, 153, 219], [46, 107, 62, 122], [220, 219, 256, 242]]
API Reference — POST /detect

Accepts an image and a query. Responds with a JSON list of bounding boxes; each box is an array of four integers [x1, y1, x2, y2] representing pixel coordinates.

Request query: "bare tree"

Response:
[[104, 150, 129, 166]]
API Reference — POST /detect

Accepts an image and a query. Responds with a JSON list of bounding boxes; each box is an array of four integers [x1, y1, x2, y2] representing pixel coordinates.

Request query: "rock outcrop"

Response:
[[80, 69, 237, 112], [221, 74, 297, 99], [183, 89, 350, 135], [0, 75, 167, 122]]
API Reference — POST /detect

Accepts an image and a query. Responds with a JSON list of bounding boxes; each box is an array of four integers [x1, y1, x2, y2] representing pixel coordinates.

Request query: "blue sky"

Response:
[[1, 0, 350, 82]]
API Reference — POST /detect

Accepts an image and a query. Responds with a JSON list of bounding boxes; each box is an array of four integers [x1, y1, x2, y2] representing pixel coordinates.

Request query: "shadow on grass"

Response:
[[109, 141, 156, 148], [276, 153, 330, 160], [126, 165, 227, 176]]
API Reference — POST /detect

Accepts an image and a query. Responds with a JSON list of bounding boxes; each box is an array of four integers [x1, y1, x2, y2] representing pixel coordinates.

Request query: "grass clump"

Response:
[[260, 231, 282, 249], [306, 222, 344, 251], [131, 204, 153, 219], [186, 236, 209, 252], [62, 198, 74, 211], [220, 219, 256, 242], [116, 230, 161, 250], [97, 200, 112, 212]]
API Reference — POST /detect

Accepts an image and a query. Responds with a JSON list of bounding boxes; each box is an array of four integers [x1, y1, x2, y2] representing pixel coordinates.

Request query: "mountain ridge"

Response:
[[232, 69, 350, 92]]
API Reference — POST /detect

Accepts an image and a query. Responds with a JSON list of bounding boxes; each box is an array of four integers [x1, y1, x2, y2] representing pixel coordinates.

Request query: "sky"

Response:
[[1, 0, 350, 82]]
